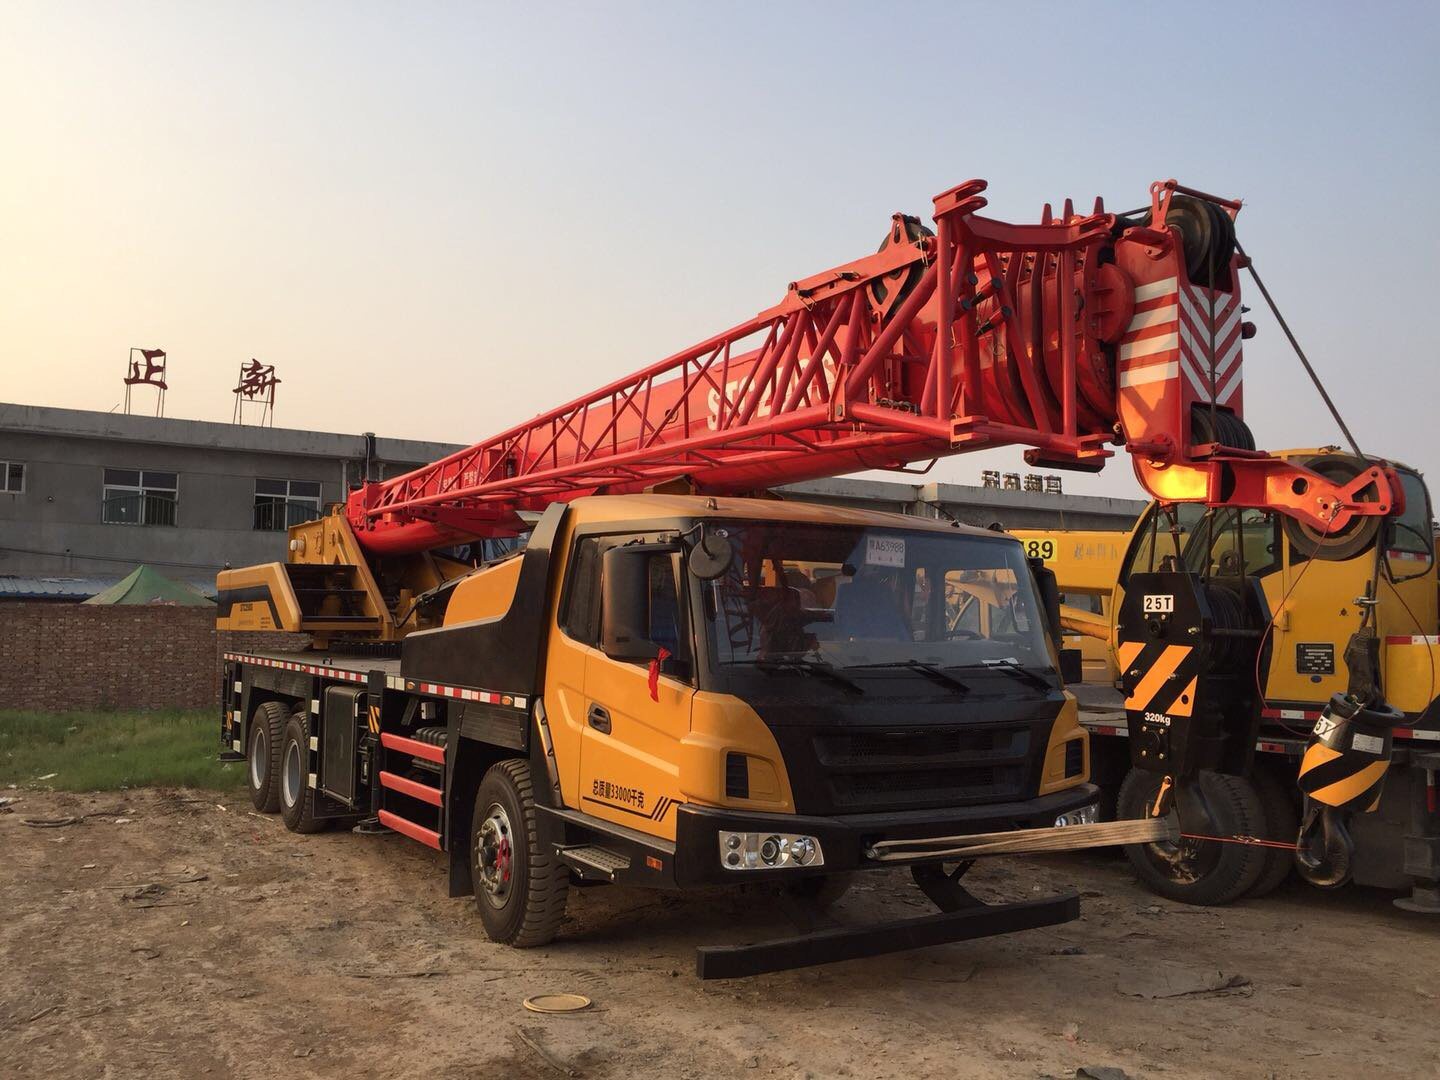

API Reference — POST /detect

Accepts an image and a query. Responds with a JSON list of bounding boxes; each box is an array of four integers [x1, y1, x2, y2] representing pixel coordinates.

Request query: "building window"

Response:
[[253, 479, 322, 530], [0, 461, 23, 493], [102, 468, 178, 526]]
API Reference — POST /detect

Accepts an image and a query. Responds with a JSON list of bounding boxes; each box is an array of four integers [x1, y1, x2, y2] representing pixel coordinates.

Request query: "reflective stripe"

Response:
[[1119, 333, 1179, 362], [1125, 305, 1178, 333], [1118, 361, 1178, 387], [1133, 277, 1178, 303]]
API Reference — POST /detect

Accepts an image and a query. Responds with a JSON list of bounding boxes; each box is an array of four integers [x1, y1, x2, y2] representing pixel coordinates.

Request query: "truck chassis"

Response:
[[221, 648, 1093, 977]]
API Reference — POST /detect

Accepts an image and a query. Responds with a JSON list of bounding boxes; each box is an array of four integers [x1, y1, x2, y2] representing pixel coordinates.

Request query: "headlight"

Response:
[[718, 831, 824, 870], [1054, 803, 1099, 828]]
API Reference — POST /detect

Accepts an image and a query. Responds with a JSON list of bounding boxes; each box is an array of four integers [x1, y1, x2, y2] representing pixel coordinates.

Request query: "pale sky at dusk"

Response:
[[2, 2, 1437, 499]]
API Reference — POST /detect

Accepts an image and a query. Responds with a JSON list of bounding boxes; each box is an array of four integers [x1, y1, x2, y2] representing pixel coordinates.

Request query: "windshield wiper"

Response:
[[948, 658, 1055, 690], [747, 657, 865, 695], [845, 660, 971, 693]]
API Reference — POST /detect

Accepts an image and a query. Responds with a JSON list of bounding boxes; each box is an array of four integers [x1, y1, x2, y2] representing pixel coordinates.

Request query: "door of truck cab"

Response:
[[557, 534, 696, 840]]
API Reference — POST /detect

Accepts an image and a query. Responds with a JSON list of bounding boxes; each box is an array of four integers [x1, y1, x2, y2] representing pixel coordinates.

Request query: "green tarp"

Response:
[[81, 565, 213, 606]]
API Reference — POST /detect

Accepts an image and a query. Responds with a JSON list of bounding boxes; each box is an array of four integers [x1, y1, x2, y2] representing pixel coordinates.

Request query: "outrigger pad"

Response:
[[694, 891, 1080, 980]]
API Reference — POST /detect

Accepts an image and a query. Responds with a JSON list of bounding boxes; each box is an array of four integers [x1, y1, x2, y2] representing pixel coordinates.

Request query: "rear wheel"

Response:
[[246, 701, 287, 813], [279, 711, 326, 834], [471, 759, 568, 947], [1116, 767, 1267, 906], [1248, 766, 1300, 897]]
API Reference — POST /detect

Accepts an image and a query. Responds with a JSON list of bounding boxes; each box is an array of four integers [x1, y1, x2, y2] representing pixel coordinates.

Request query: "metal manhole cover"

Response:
[[522, 993, 592, 1014]]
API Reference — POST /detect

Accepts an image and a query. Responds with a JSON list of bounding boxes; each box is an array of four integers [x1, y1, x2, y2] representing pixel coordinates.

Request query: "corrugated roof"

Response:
[[0, 576, 118, 600], [0, 575, 218, 601]]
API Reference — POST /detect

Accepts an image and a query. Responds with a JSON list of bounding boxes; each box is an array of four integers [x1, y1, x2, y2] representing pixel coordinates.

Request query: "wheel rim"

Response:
[[1134, 780, 1220, 885], [282, 739, 302, 808], [249, 726, 265, 790], [475, 802, 515, 908]]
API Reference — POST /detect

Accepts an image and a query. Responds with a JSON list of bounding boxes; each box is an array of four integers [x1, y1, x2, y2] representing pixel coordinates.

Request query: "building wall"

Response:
[[0, 402, 1147, 587], [0, 403, 465, 582], [778, 478, 1146, 532], [0, 603, 308, 712]]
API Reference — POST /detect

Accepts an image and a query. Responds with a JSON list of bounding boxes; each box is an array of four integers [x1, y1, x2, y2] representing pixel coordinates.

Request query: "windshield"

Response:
[[1123, 503, 1279, 581], [702, 521, 1055, 672]]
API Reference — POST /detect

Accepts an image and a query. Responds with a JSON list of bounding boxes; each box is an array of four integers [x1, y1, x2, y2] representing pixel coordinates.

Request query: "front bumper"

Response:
[[673, 783, 1100, 887]]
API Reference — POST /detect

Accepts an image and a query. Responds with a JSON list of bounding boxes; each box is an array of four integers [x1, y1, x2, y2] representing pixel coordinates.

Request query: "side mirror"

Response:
[[601, 546, 668, 662], [688, 531, 733, 580], [1027, 556, 1063, 653]]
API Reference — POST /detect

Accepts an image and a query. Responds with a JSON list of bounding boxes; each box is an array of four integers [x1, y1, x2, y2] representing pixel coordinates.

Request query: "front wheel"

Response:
[[1116, 768, 1266, 906], [471, 759, 568, 947]]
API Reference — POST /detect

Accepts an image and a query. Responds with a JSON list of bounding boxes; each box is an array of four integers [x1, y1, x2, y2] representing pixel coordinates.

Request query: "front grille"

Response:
[[832, 764, 1028, 807], [812, 724, 1033, 811], [816, 727, 1025, 765]]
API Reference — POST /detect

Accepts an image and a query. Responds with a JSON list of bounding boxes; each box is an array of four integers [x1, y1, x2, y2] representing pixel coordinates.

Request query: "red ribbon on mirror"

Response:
[[648, 647, 672, 701]]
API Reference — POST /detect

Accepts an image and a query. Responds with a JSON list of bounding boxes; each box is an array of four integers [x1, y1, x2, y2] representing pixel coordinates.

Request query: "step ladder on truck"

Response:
[[216, 177, 1406, 976]]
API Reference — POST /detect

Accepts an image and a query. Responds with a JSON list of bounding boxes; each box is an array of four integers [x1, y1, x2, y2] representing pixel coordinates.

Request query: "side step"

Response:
[[377, 809, 441, 850], [558, 845, 632, 881]]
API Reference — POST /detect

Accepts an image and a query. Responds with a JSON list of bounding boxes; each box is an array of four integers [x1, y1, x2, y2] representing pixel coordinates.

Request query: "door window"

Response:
[[1386, 470, 1434, 581]]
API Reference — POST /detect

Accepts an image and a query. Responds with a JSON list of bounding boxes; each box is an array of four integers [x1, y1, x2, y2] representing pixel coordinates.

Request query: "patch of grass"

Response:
[[0, 709, 244, 792]]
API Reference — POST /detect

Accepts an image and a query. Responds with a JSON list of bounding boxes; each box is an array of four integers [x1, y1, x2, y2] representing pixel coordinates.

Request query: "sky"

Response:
[[2, 1, 1438, 501]]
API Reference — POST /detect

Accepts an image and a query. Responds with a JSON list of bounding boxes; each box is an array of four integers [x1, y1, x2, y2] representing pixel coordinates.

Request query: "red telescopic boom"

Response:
[[347, 178, 1396, 556]]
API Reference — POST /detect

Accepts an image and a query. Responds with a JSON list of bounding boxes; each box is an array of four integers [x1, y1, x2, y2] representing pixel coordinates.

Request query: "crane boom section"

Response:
[[347, 178, 1396, 556]]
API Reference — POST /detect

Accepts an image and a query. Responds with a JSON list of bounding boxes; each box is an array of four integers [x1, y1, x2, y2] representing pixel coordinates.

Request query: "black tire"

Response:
[[783, 872, 857, 911], [1248, 766, 1300, 898], [1189, 404, 1255, 452], [471, 759, 568, 948], [279, 711, 327, 834], [246, 701, 286, 814], [1162, 195, 1234, 288], [1116, 767, 1267, 906]]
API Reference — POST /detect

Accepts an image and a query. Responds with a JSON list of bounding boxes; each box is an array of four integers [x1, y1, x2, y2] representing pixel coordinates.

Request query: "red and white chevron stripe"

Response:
[[1177, 284, 1243, 405], [1116, 277, 1245, 408]]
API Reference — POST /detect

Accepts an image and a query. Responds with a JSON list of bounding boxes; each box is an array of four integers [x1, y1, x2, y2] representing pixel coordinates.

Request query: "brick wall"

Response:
[[0, 603, 309, 712]]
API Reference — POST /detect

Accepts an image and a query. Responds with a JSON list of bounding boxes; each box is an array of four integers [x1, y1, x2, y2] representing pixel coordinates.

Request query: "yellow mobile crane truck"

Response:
[[221, 496, 1100, 976]]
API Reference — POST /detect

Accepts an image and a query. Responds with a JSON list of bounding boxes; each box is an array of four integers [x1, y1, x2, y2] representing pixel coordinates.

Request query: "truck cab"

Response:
[[434, 494, 1096, 864]]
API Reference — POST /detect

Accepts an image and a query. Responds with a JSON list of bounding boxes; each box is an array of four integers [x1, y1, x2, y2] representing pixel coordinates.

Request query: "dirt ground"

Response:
[[2, 789, 1436, 1080]]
